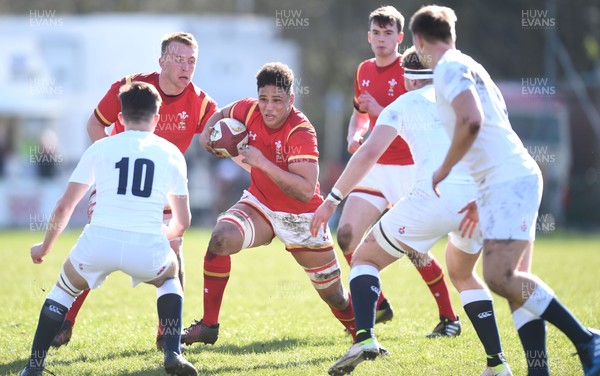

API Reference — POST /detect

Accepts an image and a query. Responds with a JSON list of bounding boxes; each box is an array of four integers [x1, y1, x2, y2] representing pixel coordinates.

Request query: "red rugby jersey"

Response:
[[94, 72, 217, 154], [230, 98, 323, 214], [353, 57, 414, 165]]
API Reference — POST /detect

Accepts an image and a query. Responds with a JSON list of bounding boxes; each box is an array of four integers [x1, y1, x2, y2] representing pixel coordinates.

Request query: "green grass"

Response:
[[1, 229, 599, 375]]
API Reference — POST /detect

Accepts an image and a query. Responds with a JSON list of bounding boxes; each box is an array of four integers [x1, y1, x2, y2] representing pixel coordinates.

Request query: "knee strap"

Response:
[[57, 265, 83, 297], [372, 221, 407, 260], [304, 259, 341, 290], [218, 209, 255, 249]]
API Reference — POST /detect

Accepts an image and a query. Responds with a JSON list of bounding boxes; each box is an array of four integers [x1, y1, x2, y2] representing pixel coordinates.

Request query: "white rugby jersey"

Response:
[[376, 84, 473, 186], [434, 49, 539, 187], [69, 130, 188, 234]]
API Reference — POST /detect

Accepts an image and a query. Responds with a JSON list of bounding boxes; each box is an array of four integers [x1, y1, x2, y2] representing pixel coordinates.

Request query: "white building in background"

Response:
[[0, 14, 299, 227]]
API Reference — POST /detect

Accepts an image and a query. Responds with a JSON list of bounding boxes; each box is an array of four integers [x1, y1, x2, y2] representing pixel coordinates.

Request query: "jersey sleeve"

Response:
[[375, 104, 402, 133], [69, 143, 96, 185], [353, 64, 365, 113], [94, 77, 127, 127], [229, 98, 257, 125], [196, 93, 218, 134], [435, 62, 474, 104], [286, 125, 319, 164]]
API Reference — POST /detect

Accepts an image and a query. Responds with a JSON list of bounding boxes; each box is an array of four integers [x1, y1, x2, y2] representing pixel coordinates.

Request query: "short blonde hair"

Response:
[[161, 32, 198, 56]]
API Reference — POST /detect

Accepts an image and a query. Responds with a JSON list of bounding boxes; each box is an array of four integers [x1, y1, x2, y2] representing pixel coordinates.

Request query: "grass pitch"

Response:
[[1, 229, 599, 375]]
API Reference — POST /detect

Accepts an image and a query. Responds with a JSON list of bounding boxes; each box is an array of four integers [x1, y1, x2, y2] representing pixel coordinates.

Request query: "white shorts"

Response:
[[349, 164, 416, 211], [239, 191, 335, 253], [68, 225, 176, 289], [374, 181, 482, 257], [477, 174, 542, 241]]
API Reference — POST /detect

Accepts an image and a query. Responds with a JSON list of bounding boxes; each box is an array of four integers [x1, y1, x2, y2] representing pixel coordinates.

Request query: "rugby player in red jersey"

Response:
[[180, 62, 356, 346], [51, 32, 218, 350]]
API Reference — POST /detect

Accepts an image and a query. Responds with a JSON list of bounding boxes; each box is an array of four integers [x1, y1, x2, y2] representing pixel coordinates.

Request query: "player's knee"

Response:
[[210, 209, 254, 254], [336, 224, 355, 254], [448, 268, 476, 291], [483, 267, 513, 296], [208, 227, 237, 255], [57, 266, 84, 297]]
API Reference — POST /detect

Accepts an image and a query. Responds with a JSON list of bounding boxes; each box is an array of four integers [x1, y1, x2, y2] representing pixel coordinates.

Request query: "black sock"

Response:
[[518, 319, 549, 376], [157, 293, 183, 355], [349, 274, 380, 336], [28, 299, 68, 370], [463, 300, 503, 367], [355, 328, 375, 343], [541, 299, 592, 346]]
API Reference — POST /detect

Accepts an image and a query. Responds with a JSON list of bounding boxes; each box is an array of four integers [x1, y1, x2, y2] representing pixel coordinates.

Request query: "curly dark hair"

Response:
[[256, 62, 294, 95]]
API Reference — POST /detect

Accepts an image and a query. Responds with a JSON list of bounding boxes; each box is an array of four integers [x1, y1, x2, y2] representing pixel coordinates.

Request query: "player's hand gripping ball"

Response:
[[209, 118, 249, 157]]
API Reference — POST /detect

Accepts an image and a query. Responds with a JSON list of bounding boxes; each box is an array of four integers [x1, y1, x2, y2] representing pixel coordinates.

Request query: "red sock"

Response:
[[203, 251, 231, 327], [416, 257, 457, 321], [330, 297, 357, 342], [344, 252, 388, 310], [65, 288, 91, 326]]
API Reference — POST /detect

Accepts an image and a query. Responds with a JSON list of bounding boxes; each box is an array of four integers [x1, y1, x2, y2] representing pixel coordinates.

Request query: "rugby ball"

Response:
[[209, 118, 249, 157]]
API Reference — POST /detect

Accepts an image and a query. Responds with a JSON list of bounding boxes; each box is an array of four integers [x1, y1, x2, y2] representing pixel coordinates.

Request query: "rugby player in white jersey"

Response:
[[409, 5, 600, 376], [311, 46, 511, 376], [21, 82, 197, 376]]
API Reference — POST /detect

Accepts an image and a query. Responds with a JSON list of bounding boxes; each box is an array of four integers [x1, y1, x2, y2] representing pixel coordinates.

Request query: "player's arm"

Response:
[[87, 113, 108, 141], [165, 193, 191, 240], [433, 86, 482, 193], [357, 90, 385, 118], [241, 146, 318, 203], [199, 104, 251, 172], [347, 109, 370, 154], [31, 182, 90, 263], [198, 106, 226, 152], [310, 124, 395, 236], [333, 124, 394, 198]]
